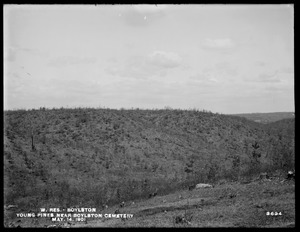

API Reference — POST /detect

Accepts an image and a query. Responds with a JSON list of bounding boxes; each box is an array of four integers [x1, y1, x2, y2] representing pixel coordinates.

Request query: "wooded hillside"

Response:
[[4, 108, 295, 210]]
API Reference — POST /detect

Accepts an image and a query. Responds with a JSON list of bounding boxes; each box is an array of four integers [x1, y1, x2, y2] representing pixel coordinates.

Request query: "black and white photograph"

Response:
[[3, 4, 295, 228]]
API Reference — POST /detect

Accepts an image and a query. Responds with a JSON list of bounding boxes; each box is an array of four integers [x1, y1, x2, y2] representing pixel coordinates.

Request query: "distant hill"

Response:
[[4, 108, 295, 211], [231, 112, 295, 124]]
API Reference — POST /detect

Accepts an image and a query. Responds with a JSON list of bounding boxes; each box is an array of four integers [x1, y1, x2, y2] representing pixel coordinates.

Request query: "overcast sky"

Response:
[[4, 4, 294, 114]]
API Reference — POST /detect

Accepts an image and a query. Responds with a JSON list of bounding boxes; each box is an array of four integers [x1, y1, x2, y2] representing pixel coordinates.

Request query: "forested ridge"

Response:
[[231, 112, 294, 124]]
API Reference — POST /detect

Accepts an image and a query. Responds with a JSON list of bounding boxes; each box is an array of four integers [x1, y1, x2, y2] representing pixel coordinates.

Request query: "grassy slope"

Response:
[[111, 177, 295, 228], [7, 175, 295, 228], [3, 108, 295, 226]]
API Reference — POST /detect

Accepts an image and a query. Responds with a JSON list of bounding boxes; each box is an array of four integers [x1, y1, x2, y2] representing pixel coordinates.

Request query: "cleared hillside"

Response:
[[231, 112, 294, 124], [4, 108, 295, 215]]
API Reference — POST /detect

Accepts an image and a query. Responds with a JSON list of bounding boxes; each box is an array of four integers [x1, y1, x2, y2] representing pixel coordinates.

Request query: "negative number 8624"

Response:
[[266, 212, 282, 216]]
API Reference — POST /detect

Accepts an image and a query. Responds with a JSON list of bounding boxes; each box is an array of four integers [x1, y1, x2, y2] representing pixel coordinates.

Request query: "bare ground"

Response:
[[5, 178, 295, 228]]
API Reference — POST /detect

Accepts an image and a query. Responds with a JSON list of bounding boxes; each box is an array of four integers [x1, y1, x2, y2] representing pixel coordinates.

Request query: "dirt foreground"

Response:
[[5, 177, 295, 228]]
